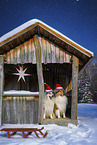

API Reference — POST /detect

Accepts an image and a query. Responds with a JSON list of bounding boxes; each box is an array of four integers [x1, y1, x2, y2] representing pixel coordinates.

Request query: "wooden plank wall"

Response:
[[4, 37, 71, 64], [2, 96, 39, 124]]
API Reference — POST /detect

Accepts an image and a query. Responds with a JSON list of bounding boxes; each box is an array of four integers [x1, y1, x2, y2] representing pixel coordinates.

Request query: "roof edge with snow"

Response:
[[0, 19, 94, 58]]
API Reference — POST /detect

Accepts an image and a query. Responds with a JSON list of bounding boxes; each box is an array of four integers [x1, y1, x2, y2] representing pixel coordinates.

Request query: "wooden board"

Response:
[[43, 118, 78, 126], [0, 55, 4, 126], [2, 96, 39, 124], [33, 35, 44, 124], [71, 55, 79, 119]]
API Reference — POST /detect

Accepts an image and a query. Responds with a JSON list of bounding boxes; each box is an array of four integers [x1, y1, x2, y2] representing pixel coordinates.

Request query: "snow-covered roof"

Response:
[[0, 19, 39, 43], [0, 19, 94, 58]]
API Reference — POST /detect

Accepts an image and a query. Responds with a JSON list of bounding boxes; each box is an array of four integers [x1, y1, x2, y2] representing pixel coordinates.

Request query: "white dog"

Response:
[[54, 89, 68, 119], [44, 91, 54, 119]]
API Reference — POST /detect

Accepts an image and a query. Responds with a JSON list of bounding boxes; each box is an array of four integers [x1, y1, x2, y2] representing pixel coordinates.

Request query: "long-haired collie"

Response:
[[43, 91, 54, 119], [54, 89, 68, 119]]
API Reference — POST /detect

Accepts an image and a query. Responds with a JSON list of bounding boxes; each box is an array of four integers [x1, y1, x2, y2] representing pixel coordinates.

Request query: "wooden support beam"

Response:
[[33, 35, 44, 124], [71, 55, 79, 120], [0, 55, 4, 126]]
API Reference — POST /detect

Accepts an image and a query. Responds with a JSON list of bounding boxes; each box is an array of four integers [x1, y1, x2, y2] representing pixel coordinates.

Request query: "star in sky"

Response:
[[13, 66, 31, 82]]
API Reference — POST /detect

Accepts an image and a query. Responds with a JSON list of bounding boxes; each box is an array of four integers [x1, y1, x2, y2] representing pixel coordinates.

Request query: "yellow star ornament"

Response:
[[13, 66, 31, 82]]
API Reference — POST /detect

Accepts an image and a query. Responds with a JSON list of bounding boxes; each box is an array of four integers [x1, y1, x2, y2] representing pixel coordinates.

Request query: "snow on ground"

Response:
[[0, 103, 97, 145]]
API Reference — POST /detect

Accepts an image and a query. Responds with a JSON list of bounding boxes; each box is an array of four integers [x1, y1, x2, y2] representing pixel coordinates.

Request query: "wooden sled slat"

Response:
[[0, 127, 48, 138]]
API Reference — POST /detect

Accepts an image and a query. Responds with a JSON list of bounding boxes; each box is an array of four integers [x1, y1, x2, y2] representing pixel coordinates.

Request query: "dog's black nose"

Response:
[[49, 96, 52, 100]]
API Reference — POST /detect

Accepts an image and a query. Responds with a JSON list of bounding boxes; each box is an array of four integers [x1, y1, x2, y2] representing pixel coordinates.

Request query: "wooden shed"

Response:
[[0, 19, 94, 126]]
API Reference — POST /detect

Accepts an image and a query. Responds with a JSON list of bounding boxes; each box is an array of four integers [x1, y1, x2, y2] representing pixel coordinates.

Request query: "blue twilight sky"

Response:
[[0, 0, 97, 54]]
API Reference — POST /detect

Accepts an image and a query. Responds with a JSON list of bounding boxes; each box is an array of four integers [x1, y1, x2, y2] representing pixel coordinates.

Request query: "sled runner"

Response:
[[0, 127, 48, 138]]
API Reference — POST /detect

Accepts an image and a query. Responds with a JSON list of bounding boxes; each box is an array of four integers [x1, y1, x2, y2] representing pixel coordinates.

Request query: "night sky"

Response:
[[0, 0, 97, 54]]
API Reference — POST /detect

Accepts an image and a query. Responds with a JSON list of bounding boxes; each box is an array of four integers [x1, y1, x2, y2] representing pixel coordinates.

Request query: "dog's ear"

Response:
[[45, 91, 51, 96]]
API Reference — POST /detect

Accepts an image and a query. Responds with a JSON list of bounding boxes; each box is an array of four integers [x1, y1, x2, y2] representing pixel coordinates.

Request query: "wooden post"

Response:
[[33, 35, 44, 124], [71, 55, 79, 120], [0, 55, 4, 126]]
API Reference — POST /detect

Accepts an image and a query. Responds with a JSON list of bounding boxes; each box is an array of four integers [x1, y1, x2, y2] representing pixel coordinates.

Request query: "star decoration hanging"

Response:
[[13, 66, 31, 82]]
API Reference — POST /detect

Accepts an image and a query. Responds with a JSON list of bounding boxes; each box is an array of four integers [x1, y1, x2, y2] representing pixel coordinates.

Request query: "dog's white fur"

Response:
[[54, 90, 68, 118], [44, 92, 54, 119]]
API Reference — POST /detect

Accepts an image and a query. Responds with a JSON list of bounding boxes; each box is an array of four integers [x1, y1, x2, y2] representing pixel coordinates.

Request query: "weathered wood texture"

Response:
[[2, 96, 39, 124], [0, 55, 4, 126], [4, 37, 71, 64], [33, 35, 44, 124], [43, 118, 78, 126], [71, 56, 79, 119]]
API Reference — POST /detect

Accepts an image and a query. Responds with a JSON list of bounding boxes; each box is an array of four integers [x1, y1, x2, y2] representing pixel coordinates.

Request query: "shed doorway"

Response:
[[43, 63, 72, 119]]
